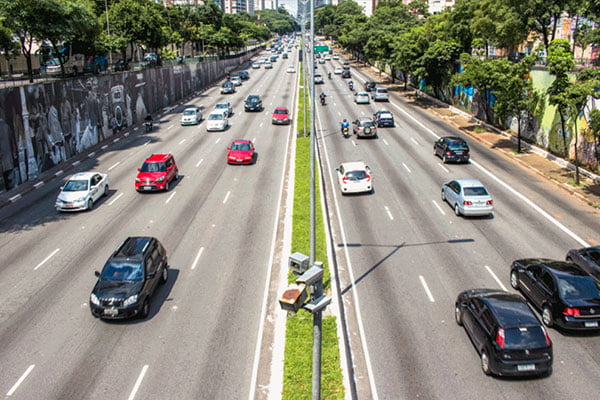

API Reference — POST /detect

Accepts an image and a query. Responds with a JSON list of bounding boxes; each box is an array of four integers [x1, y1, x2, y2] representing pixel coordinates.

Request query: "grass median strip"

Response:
[[282, 62, 344, 400]]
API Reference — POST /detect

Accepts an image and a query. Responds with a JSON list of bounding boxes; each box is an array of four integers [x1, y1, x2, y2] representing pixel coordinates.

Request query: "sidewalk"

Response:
[[351, 60, 600, 211]]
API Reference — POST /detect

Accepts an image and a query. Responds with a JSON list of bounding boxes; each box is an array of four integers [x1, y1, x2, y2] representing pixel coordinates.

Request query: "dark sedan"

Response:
[[510, 259, 600, 330], [434, 136, 470, 163], [567, 246, 600, 282], [455, 289, 553, 377], [244, 94, 263, 112]]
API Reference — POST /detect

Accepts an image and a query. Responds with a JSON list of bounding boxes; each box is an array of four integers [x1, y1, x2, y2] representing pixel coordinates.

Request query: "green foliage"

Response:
[[260, 8, 296, 35]]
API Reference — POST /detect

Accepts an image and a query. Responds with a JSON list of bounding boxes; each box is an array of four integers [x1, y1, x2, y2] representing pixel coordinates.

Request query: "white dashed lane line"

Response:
[[165, 191, 177, 204], [223, 191, 231, 204], [485, 265, 508, 291], [108, 161, 121, 171], [215, 138, 221, 144], [351, 140, 357, 147], [196, 158, 204, 167], [419, 275, 435, 302], [6, 364, 35, 396], [167, 125, 174, 130], [437, 163, 449, 173], [108, 193, 123, 206], [384, 206, 394, 221], [402, 163, 411, 173], [432, 200, 446, 216], [382, 139, 389, 146], [410, 137, 420, 146], [191, 247, 205, 270], [143, 140, 150, 146], [179, 139, 186, 145], [127, 365, 149, 400], [34, 248, 60, 271]]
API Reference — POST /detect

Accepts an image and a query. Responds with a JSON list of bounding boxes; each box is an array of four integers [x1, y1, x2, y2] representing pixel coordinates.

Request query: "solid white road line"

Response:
[[384, 206, 394, 221], [178, 139, 186, 145], [223, 191, 231, 204], [196, 158, 204, 167], [108, 161, 121, 171], [108, 192, 123, 206], [410, 137, 420, 146], [127, 365, 149, 400], [165, 191, 177, 204], [437, 163, 449, 173], [432, 200, 446, 215], [382, 139, 389, 146], [485, 265, 507, 291], [6, 365, 35, 396], [34, 248, 60, 271], [402, 163, 412, 173], [419, 275, 435, 302], [191, 247, 205, 270]]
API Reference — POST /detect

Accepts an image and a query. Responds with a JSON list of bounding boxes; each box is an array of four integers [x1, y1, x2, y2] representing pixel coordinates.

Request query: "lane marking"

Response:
[[351, 140, 357, 147], [437, 163, 449, 173], [402, 163, 411, 173], [108, 192, 123, 206], [432, 200, 446, 215], [143, 140, 151, 146], [127, 365, 149, 400], [215, 137, 221, 144], [384, 206, 394, 220], [113, 138, 120, 143], [165, 191, 177, 204], [259, 122, 264, 127], [223, 191, 231, 204], [196, 158, 204, 167], [34, 182, 44, 189], [125, 132, 130, 136], [9, 194, 22, 202], [6, 364, 35, 396], [54, 170, 63, 177], [485, 265, 507, 291], [72, 161, 80, 166], [101, 145, 108, 150], [108, 161, 121, 171], [382, 139, 389, 146], [410, 137, 420, 146], [88, 152, 95, 157], [338, 111, 341, 117], [419, 275, 435, 302], [179, 139, 186, 145], [34, 248, 60, 271], [167, 125, 174, 130], [252, 137, 257, 143], [191, 247, 205, 270]]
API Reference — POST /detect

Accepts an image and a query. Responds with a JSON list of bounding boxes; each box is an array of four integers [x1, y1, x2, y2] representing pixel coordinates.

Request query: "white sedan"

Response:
[[286, 65, 296, 73], [336, 162, 372, 195], [55, 172, 109, 211], [354, 92, 370, 104], [180, 106, 202, 125], [334, 66, 343, 74]]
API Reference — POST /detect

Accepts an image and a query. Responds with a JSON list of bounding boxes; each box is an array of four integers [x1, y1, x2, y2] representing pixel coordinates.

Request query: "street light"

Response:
[[104, 0, 113, 69]]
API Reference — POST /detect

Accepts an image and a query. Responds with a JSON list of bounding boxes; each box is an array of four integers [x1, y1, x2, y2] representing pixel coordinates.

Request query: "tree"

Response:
[[587, 108, 600, 168], [452, 54, 500, 122], [0, 17, 20, 75], [416, 39, 462, 100]]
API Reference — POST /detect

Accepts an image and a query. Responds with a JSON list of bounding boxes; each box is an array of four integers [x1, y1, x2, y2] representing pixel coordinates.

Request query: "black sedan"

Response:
[[433, 136, 470, 163], [567, 246, 600, 282], [455, 289, 553, 377], [244, 94, 263, 112], [510, 259, 600, 330]]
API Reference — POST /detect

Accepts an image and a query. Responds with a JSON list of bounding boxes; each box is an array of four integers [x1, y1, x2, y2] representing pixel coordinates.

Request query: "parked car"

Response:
[[455, 289, 552, 377], [89, 236, 168, 320], [272, 107, 291, 125], [354, 92, 370, 104], [135, 153, 178, 192], [434, 136, 470, 163], [336, 161, 373, 195], [510, 259, 600, 330], [371, 87, 389, 102], [55, 172, 109, 212], [227, 139, 255, 165], [373, 110, 395, 127], [352, 117, 377, 138], [441, 178, 493, 217], [206, 110, 229, 131], [180, 106, 202, 126], [567, 246, 600, 283], [245, 95, 263, 112], [214, 101, 232, 117], [221, 82, 235, 94]]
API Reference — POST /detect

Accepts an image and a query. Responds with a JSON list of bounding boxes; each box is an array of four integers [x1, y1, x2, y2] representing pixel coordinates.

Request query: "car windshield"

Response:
[[140, 162, 166, 172], [358, 93, 368, 97], [231, 143, 251, 151], [183, 109, 196, 116], [208, 113, 224, 121], [587, 249, 600, 264], [360, 120, 374, 127], [63, 179, 88, 191], [247, 97, 259, 103], [557, 275, 600, 300], [223, 83, 232, 87], [215, 104, 228, 109], [100, 261, 144, 281], [274, 109, 288, 115], [504, 327, 548, 349], [463, 187, 488, 196], [377, 89, 388, 93], [346, 170, 367, 180]]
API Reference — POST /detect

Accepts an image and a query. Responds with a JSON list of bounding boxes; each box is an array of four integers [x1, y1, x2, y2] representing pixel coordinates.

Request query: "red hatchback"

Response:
[[272, 107, 291, 125], [135, 153, 179, 191], [227, 140, 255, 165]]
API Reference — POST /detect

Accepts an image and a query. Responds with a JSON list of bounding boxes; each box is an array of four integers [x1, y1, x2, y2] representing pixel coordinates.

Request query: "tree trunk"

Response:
[[560, 111, 568, 158], [573, 118, 580, 184], [517, 114, 522, 153]]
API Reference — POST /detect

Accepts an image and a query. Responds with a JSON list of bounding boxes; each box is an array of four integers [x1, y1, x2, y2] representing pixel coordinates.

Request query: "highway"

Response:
[[0, 49, 298, 399], [314, 57, 600, 399]]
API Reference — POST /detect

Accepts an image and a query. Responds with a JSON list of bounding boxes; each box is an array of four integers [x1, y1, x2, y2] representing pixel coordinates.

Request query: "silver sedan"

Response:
[[441, 178, 494, 217], [55, 172, 109, 212]]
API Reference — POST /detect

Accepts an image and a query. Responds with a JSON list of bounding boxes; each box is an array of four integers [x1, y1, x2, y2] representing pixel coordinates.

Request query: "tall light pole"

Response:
[[104, 0, 112, 69]]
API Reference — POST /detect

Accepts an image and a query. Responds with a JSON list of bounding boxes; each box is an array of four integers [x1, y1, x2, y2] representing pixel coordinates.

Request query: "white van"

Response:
[[372, 87, 389, 102], [206, 110, 228, 131]]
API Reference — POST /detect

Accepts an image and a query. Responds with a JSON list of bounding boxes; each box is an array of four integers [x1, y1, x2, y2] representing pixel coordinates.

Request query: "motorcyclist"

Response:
[[320, 92, 327, 105], [348, 80, 354, 90], [340, 119, 350, 137], [328, 72, 332, 79], [144, 113, 153, 132]]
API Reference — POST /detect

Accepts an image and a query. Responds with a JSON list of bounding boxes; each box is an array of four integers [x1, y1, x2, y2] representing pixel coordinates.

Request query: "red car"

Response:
[[272, 107, 291, 125], [227, 140, 255, 165], [135, 153, 179, 192]]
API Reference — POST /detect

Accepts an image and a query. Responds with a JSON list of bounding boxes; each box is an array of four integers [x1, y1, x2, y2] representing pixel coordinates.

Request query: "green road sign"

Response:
[[314, 45, 329, 53]]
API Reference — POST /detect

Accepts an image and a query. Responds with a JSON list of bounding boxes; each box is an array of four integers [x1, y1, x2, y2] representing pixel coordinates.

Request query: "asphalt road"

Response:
[[314, 57, 600, 399], [0, 49, 298, 399]]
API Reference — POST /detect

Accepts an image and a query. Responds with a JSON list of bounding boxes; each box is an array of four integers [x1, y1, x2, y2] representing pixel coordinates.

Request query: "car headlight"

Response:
[[156, 176, 165, 182], [90, 293, 100, 305], [75, 197, 86, 202], [123, 294, 138, 306], [228, 156, 236, 160], [135, 178, 141, 183]]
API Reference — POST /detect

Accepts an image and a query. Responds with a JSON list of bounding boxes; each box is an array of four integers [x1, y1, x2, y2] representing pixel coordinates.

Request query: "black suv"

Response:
[[90, 237, 168, 320], [245, 95, 263, 112], [455, 289, 553, 377], [433, 136, 470, 163]]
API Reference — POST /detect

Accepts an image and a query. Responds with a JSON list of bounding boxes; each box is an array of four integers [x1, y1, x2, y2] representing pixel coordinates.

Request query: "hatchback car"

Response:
[[55, 172, 109, 212], [214, 101, 232, 117], [227, 139, 255, 165], [135, 153, 178, 192], [180, 106, 202, 125], [567, 246, 600, 283], [334, 66, 343, 75], [341, 70, 351, 79], [206, 110, 228, 131], [272, 107, 291, 125], [352, 117, 377, 138], [354, 92, 370, 104], [373, 110, 395, 127], [434, 136, 470, 163], [245, 95, 263, 112], [90, 236, 168, 320], [364, 81, 376, 92], [441, 178, 493, 217], [455, 289, 552, 377], [336, 161, 372, 194], [264, 62, 273, 69], [230, 76, 242, 86], [314, 74, 324, 84], [510, 259, 600, 330], [371, 87, 389, 101], [287, 65, 296, 73], [221, 82, 235, 94], [238, 70, 250, 80]]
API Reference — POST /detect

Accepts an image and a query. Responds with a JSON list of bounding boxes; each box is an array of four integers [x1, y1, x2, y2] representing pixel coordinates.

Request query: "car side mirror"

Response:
[[227, 147, 231, 150], [59, 186, 63, 190], [137, 168, 141, 171], [94, 271, 100, 277]]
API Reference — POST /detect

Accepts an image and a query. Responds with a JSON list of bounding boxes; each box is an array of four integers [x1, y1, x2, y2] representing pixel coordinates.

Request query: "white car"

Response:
[[230, 76, 242, 86], [371, 87, 389, 102], [333, 55, 339, 60], [206, 110, 228, 131], [214, 101, 232, 117], [314, 74, 324, 84], [354, 92, 370, 104], [336, 162, 372, 195], [252, 62, 260, 69], [264, 62, 273, 69], [334, 66, 343, 74], [180, 106, 202, 125], [287, 65, 296, 73], [55, 172, 109, 211]]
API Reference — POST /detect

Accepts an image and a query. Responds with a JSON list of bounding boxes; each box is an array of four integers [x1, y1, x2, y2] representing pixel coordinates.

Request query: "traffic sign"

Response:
[[314, 45, 329, 53]]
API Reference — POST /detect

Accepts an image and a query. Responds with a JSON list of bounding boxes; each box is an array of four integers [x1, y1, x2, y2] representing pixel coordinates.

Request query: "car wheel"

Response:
[[161, 266, 168, 284], [510, 270, 519, 289], [103, 184, 109, 196], [481, 351, 491, 376], [542, 306, 554, 327], [455, 305, 463, 326], [454, 204, 461, 216], [443, 154, 448, 163], [441, 189, 446, 202], [165, 180, 170, 192], [174, 170, 179, 181], [433, 147, 437, 156], [140, 298, 150, 319], [87, 199, 94, 210]]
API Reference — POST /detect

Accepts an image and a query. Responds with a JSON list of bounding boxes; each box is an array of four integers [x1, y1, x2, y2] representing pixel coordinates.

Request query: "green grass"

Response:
[[473, 126, 487, 133], [282, 62, 344, 400], [297, 65, 309, 137]]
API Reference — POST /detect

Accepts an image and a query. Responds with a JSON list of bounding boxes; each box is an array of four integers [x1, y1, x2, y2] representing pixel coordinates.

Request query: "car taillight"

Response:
[[463, 200, 472, 205], [465, 151, 470, 156], [446, 151, 452, 156], [563, 307, 581, 316], [366, 174, 371, 182], [486, 200, 493, 205], [542, 326, 552, 346], [495, 328, 505, 349], [342, 177, 347, 184]]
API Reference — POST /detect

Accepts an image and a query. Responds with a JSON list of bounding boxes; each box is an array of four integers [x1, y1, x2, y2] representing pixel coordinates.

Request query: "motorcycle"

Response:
[[144, 121, 153, 133], [348, 81, 354, 91], [342, 126, 349, 138], [320, 96, 326, 106], [328, 72, 332, 80]]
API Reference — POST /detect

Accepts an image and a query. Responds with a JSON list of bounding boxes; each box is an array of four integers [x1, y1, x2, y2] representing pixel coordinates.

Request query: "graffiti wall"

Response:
[[0, 54, 253, 192]]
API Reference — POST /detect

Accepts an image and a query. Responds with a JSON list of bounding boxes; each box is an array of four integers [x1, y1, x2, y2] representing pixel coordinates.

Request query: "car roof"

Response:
[[274, 107, 288, 111], [517, 259, 589, 277], [183, 107, 198, 111], [216, 101, 230, 106], [68, 172, 99, 180], [340, 161, 367, 170], [356, 92, 368, 96], [144, 154, 172, 163], [112, 237, 154, 260], [357, 117, 372, 122], [454, 178, 484, 187], [478, 291, 541, 328]]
